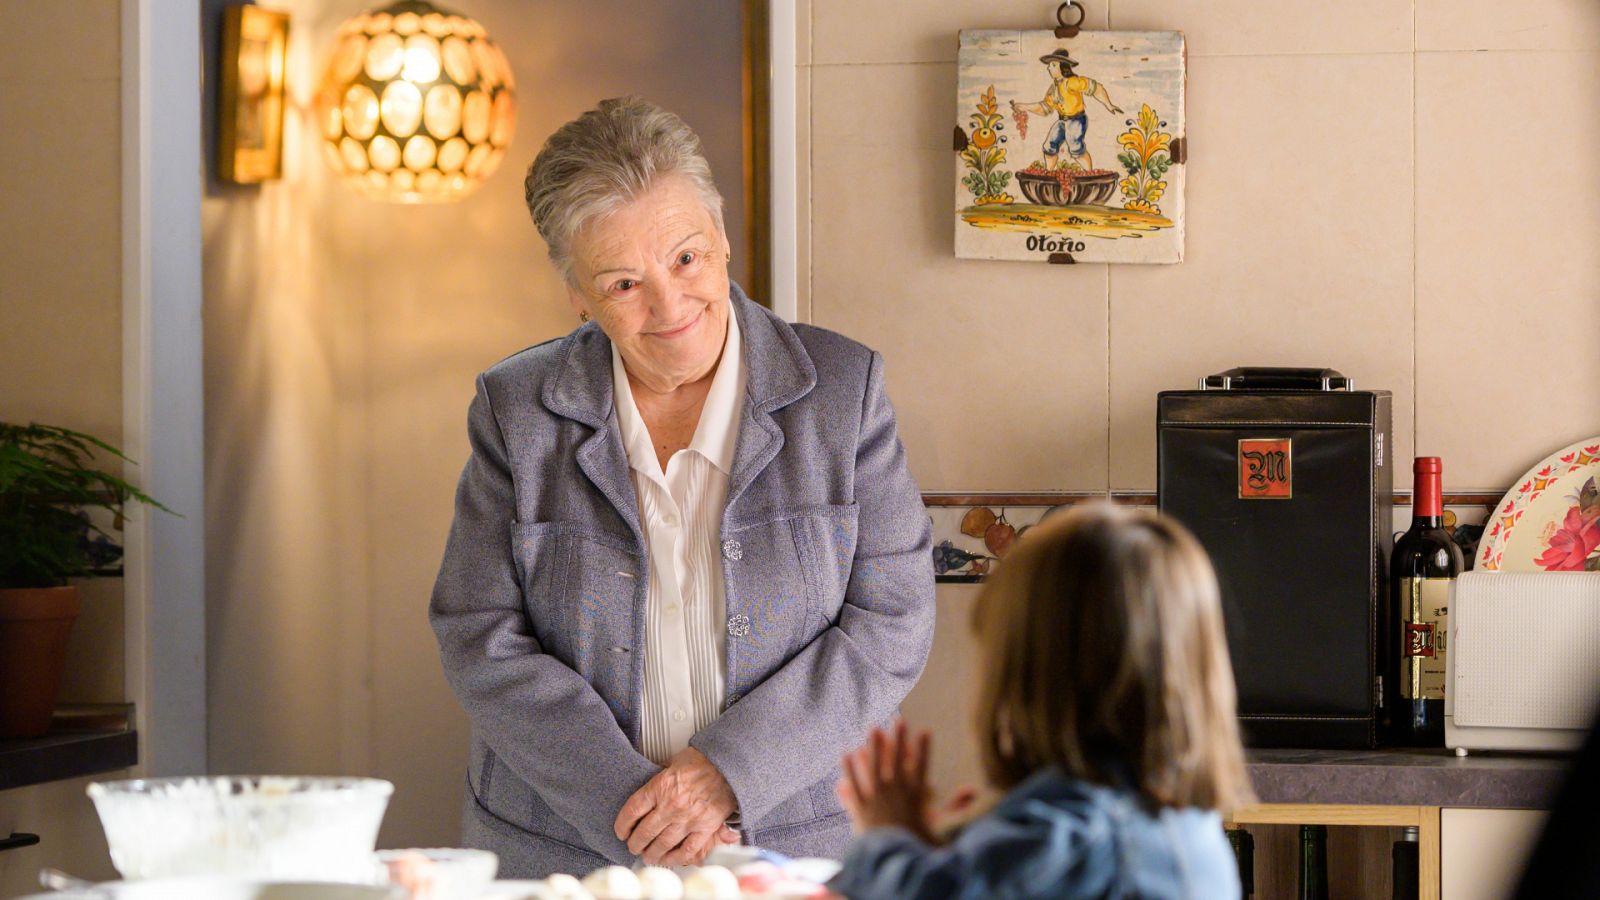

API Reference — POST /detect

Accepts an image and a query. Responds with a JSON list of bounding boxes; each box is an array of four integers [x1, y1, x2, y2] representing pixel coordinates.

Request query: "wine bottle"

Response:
[[1389, 456, 1463, 745], [1298, 824, 1328, 900], [1392, 825, 1420, 900], [1226, 827, 1255, 898]]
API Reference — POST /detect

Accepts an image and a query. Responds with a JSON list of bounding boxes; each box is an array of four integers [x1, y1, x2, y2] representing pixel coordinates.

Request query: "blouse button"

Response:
[[721, 540, 743, 561], [727, 614, 751, 638]]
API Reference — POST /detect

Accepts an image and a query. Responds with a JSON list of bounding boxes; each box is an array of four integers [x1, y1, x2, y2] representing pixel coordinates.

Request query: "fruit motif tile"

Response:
[[927, 496, 1494, 583]]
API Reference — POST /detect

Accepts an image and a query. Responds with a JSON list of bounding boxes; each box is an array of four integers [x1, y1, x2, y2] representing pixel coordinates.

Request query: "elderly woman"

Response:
[[429, 97, 936, 878]]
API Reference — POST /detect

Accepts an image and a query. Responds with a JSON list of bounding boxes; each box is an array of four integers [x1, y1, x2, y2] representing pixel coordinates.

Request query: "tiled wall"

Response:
[[796, 0, 1600, 797], [796, 0, 1600, 495]]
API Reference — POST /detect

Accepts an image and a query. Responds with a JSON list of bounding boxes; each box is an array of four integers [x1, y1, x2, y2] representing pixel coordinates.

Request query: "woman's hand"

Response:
[[836, 720, 940, 843], [614, 747, 740, 865]]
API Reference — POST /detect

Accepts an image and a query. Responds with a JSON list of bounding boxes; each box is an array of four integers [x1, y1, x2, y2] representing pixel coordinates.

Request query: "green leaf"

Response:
[[0, 419, 176, 586]]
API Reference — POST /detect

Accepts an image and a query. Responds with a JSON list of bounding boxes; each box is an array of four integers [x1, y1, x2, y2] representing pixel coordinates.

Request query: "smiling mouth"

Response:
[[649, 310, 703, 340]]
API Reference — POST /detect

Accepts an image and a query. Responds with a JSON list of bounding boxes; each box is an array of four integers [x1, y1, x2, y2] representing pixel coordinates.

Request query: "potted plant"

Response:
[[0, 423, 171, 738]]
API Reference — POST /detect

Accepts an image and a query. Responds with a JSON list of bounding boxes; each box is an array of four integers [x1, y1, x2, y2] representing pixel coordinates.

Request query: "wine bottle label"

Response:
[[1401, 577, 1450, 700]]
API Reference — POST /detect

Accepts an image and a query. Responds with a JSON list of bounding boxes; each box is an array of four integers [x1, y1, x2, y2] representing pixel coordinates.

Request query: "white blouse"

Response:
[[610, 310, 746, 767]]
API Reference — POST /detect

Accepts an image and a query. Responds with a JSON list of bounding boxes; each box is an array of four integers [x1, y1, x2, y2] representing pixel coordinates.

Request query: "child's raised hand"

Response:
[[836, 719, 937, 843]]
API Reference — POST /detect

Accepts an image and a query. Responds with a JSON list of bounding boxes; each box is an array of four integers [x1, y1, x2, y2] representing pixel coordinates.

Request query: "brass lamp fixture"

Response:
[[316, 0, 515, 203]]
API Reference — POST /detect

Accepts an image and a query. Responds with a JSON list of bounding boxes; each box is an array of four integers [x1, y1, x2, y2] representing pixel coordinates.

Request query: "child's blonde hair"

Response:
[[972, 503, 1252, 811]]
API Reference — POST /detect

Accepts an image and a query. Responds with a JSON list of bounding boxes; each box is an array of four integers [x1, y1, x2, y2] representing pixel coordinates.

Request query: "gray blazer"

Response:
[[429, 287, 936, 878]]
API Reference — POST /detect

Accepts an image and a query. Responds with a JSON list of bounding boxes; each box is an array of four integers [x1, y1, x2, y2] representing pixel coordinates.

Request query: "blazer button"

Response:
[[721, 539, 743, 561], [727, 614, 751, 638]]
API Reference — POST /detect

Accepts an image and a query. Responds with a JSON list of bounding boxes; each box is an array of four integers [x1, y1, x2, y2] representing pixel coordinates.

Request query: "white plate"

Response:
[[1478, 436, 1600, 571], [17, 879, 401, 900]]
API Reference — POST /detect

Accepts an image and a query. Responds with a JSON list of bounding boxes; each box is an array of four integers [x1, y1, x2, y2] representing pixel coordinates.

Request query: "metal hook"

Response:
[[1055, 1, 1085, 38]]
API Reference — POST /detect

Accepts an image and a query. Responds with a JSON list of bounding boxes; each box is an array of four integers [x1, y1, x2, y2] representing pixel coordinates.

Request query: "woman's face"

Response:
[[567, 174, 732, 394]]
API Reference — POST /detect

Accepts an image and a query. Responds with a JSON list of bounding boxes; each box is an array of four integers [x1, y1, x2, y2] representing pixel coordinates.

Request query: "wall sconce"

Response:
[[218, 5, 290, 183], [316, 0, 515, 203]]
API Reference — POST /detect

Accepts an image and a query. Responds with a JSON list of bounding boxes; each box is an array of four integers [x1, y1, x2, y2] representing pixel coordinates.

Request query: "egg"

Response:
[[580, 865, 643, 899], [637, 866, 685, 900], [681, 864, 740, 900], [546, 873, 597, 899]]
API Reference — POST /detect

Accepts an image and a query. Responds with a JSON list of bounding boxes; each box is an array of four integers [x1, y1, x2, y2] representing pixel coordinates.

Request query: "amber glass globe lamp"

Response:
[[316, 0, 515, 203]]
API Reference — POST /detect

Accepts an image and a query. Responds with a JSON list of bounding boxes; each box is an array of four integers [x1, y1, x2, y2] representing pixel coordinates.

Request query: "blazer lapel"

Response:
[[539, 285, 817, 533], [725, 285, 817, 510], [541, 323, 644, 544]]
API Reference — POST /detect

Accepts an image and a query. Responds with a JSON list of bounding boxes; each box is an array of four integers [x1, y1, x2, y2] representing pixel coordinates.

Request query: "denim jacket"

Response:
[[828, 769, 1239, 900]]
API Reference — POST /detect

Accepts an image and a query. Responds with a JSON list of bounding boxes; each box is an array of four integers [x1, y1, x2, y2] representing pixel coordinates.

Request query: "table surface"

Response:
[[1246, 747, 1570, 809]]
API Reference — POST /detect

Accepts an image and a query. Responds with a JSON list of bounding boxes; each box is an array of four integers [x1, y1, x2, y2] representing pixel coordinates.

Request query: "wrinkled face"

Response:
[[567, 174, 732, 393]]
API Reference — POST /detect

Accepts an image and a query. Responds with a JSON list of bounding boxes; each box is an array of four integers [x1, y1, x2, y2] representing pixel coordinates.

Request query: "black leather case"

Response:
[[1157, 368, 1393, 748]]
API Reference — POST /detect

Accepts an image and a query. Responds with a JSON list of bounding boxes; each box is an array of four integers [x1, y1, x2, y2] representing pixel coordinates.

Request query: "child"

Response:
[[828, 504, 1251, 899]]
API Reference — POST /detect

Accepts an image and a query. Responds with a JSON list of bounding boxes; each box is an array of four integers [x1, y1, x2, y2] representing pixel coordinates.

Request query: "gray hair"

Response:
[[524, 97, 726, 284]]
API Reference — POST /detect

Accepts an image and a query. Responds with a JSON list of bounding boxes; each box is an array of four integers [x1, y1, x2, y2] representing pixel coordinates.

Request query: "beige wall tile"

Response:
[[1419, 0, 1600, 51], [1416, 50, 1600, 489], [795, 0, 812, 67], [1108, 0, 1412, 56], [812, 59, 952, 152], [812, 63, 1110, 492], [813, 0, 1109, 65], [1108, 53, 1415, 491], [900, 584, 986, 797], [0, 0, 119, 83], [812, 153, 1113, 490]]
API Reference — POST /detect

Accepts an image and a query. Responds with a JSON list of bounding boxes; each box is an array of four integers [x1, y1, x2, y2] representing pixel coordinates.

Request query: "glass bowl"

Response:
[[87, 776, 394, 881]]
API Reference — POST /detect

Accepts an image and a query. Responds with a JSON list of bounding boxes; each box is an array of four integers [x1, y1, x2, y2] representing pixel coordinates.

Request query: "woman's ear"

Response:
[[565, 284, 591, 320]]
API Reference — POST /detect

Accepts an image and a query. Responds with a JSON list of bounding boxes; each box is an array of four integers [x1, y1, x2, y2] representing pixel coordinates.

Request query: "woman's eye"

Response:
[[612, 279, 636, 294], [677, 251, 696, 267]]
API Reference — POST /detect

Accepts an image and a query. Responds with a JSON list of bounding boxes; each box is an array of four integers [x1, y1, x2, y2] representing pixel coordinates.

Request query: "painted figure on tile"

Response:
[[1009, 49, 1122, 172]]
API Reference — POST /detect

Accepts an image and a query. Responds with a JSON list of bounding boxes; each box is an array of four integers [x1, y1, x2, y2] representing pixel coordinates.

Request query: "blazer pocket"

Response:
[[510, 520, 642, 729], [790, 503, 860, 628], [510, 521, 572, 635]]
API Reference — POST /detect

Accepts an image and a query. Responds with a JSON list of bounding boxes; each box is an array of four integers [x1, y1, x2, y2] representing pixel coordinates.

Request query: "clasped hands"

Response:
[[614, 747, 740, 866]]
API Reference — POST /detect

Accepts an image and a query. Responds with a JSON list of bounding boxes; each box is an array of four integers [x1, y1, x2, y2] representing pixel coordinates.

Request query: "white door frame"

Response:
[[121, 0, 207, 777]]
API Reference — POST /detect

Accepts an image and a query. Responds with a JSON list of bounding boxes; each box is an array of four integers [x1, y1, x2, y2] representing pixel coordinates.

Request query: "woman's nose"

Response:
[[645, 281, 695, 326]]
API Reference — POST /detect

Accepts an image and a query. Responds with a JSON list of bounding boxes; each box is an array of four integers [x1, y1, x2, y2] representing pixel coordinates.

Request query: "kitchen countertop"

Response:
[[1246, 747, 1570, 809]]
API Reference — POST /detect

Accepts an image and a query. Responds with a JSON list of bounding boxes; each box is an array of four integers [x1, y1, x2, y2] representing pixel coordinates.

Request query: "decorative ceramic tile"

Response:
[[927, 494, 1498, 582], [954, 30, 1185, 264]]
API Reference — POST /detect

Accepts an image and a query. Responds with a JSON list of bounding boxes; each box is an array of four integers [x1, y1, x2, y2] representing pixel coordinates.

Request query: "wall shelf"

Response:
[[0, 704, 138, 792]]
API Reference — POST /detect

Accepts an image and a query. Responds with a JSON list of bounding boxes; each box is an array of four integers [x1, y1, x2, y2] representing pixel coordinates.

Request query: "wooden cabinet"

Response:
[[1226, 803, 1549, 898]]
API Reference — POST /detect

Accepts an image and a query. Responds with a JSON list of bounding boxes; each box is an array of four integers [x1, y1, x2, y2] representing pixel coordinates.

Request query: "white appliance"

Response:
[[1447, 571, 1600, 755]]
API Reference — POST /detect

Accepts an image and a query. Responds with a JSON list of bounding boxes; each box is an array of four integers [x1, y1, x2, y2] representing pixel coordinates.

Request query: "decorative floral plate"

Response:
[[1478, 436, 1600, 572]]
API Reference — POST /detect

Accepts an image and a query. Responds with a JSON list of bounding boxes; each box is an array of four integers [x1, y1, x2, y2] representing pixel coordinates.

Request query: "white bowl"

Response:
[[87, 776, 394, 881], [377, 847, 499, 900]]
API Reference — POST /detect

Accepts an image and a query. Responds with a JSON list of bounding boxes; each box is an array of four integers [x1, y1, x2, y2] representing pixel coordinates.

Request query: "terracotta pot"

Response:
[[0, 586, 80, 738]]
